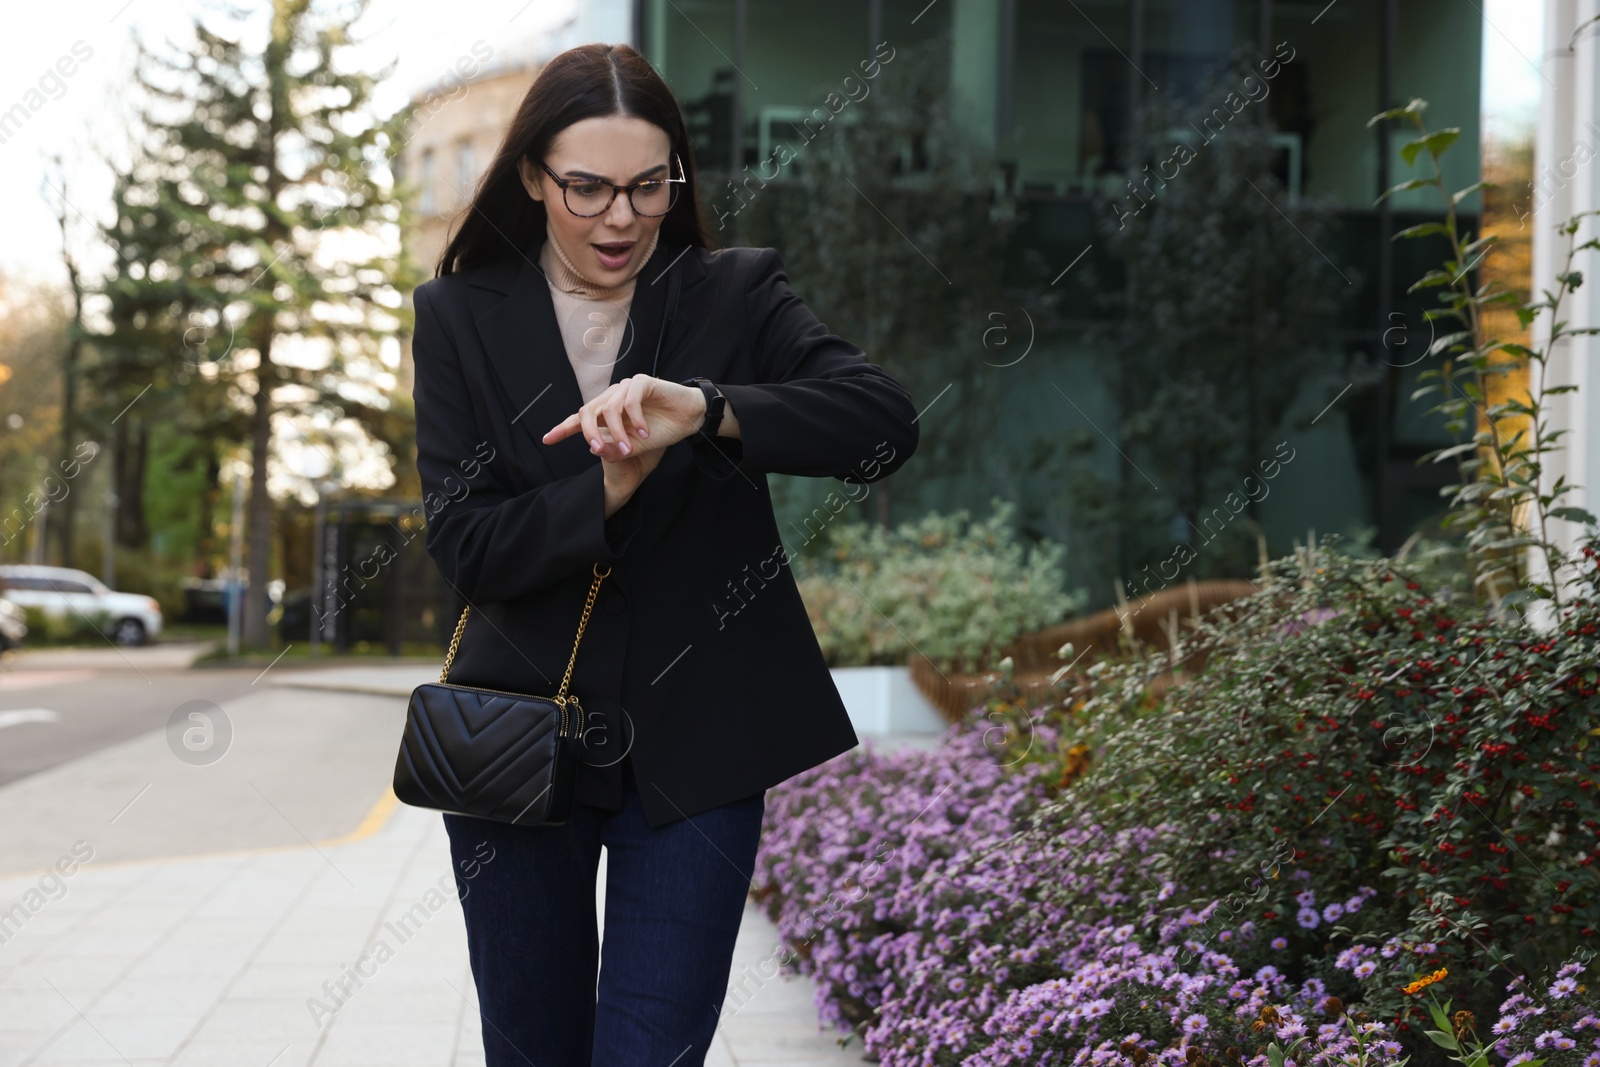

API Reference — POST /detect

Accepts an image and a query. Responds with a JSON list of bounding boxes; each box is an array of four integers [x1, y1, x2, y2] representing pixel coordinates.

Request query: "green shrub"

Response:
[[1049, 533, 1600, 1030], [1334, 523, 1475, 606], [49, 540, 190, 622], [20, 605, 115, 646], [93, 545, 189, 621], [792, 496, 1084, 671]]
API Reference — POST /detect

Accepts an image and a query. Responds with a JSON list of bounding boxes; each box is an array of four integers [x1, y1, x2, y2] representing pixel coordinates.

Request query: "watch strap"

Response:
[[681, 376, 724, 438]]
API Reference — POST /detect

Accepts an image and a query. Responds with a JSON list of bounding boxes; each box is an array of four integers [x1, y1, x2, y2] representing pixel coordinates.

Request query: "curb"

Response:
[[0, 786, 405, 882]]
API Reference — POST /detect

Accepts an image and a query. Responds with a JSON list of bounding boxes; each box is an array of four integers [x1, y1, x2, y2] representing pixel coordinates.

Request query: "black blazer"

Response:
[[411, 232, 920, 828]]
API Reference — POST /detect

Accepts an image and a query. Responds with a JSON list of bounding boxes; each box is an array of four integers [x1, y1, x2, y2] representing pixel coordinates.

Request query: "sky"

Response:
[[0, 0, 1549, 289], [1480, 0, 1543, 145], [0, 0, 582, 288]]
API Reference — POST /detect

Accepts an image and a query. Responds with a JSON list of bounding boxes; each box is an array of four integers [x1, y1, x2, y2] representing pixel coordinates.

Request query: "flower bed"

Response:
[[751, 710, 1414, 1065], [750, 541, 1600, 1066]]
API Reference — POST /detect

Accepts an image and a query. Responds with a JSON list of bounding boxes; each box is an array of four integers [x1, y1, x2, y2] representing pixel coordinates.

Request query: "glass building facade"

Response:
[[631, 0, 1484, 590]]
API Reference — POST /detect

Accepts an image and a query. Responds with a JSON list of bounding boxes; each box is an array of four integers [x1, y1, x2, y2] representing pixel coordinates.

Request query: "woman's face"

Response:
[[517, 115, 674, 282]]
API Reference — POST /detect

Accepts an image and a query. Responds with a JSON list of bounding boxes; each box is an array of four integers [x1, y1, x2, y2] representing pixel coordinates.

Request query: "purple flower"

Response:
[[1296, 908, 1319, 930], [1353, 961, 1376, 978], [1333, 945, 1375, 971], [1321, 902, 1344, 922], [1535, 1030, 1567, 1050], [744, 713, 1430, 1067], [1493, 1018, 1517, 1035], [1553, 977, 1579, 999]]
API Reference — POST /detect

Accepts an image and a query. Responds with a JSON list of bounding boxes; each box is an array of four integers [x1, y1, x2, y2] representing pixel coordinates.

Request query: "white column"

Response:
[[1535, 0, 1600, 583]]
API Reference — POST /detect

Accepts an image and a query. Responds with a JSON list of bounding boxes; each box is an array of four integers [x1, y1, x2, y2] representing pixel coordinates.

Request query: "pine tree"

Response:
[[98, 142, 246, 562], [119, 0, 418, 647]]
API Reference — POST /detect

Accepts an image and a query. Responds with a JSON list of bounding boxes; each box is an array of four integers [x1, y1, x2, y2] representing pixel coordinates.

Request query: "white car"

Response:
[[0, 565, 163, 646]]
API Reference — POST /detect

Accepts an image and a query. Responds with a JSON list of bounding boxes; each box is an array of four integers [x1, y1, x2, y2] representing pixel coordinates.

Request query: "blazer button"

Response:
[[603, 591, 626, 615]]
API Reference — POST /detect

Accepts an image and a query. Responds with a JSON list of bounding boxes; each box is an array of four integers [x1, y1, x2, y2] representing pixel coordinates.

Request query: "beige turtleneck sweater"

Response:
[[538, 221, 661, 404]]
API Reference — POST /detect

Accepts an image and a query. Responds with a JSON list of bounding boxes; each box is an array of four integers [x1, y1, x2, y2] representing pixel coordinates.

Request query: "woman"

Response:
[[411, 42, 919, 1065]]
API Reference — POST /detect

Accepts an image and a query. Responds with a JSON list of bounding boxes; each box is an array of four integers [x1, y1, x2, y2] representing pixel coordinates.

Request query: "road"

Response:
[[0, 652, 875, 1065], [0, 642, 262, 788]]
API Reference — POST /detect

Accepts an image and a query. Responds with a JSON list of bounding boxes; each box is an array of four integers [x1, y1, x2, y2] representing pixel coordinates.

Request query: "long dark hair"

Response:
[[437, 43, 715, 277]]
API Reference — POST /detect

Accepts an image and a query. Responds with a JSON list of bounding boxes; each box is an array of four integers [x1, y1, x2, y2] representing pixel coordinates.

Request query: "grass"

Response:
[[190, 639, 444, 669], [161, 622, 229, 642]]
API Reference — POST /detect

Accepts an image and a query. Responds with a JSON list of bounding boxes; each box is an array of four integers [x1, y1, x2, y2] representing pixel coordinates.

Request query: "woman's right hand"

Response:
[[601, 430, 665, 517]]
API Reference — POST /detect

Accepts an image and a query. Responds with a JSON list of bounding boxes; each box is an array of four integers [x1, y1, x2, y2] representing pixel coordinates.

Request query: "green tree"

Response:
[[737, 31, 1019, 533], [0, 274, 73, 561], [1083, 57, 1350, 589], [95, 145, 219, 557], [115, 0, 419, 645], [44, 156, 92, 567]]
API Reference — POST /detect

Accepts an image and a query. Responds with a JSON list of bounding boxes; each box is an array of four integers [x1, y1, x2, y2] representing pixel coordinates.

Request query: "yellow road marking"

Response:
[[0, 786, 408, 879]]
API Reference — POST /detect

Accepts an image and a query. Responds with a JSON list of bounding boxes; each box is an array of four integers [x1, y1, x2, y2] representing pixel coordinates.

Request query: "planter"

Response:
[[829, 665, 946, 736], [905, 579, 1261, 725]]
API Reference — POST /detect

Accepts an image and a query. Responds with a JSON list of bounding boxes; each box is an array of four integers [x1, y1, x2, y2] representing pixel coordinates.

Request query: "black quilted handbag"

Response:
[[392, 563, 610, 826]]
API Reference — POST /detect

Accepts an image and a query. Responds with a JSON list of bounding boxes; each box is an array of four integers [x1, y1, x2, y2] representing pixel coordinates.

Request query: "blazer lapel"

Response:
[[468, 234, 680, 482]]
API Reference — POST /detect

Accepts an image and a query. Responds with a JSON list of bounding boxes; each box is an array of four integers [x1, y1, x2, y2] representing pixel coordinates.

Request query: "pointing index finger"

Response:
[[543, 413, 580, 444]]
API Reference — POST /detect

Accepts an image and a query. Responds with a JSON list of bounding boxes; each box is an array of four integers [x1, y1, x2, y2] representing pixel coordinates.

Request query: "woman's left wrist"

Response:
[[680, 376, 725, 437]]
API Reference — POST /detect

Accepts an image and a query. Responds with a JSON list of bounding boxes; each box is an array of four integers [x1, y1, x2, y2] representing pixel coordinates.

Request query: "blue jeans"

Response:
[[443, 759, 767, 1066]]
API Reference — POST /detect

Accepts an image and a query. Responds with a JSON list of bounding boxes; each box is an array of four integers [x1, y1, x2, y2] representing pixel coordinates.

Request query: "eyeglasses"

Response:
[[539, 153, 686, 218]]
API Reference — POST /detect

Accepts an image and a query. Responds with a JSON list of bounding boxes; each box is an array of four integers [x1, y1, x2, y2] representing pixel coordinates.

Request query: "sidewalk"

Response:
[[0, 640, 217, 674], [0, 662, 929, 1066]]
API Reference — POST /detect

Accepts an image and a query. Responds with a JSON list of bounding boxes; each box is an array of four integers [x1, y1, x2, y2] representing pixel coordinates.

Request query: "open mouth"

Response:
[[592, 240, 637, 270]]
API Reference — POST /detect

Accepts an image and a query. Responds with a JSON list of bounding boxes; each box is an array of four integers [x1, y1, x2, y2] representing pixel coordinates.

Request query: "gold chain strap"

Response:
[[438, 562, 613, 704], [439, 603, 473, 683], [557, 563, 611, 703]]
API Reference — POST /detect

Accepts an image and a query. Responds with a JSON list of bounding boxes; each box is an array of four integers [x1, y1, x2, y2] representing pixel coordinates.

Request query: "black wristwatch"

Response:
[[681, 376, 725, 438]]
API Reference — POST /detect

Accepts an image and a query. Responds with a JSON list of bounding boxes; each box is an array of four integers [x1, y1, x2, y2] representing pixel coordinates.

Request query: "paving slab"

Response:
[[0, 801, 869, 1065], [0, 666, 887, 1066]]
